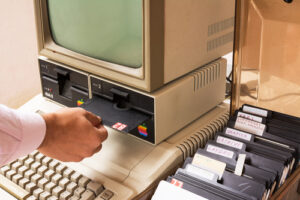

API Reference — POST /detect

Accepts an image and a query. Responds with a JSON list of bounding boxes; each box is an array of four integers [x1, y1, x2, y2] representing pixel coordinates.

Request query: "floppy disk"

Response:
[[152, 180, 217, 200], [181, 157, 267, 199], [233, 110, 300, 144], [220, 128, 295, 175], [209, 138, 286, 189], [227, 117, 299, 165], [195, 148, 276, 193], [241, 104, 300, 126]]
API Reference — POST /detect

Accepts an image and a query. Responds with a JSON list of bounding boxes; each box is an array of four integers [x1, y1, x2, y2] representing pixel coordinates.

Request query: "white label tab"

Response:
[[192, 154, 226, 180], [243, 105, 268, 117], [185, 164, 217, 181], [234, 117, 265, 136], [225, 128, 252, 141], [237, 111, 263, 123], [206, 144, 234, 159], [216, 136, 244, 150], [234, 154, 246, 176]]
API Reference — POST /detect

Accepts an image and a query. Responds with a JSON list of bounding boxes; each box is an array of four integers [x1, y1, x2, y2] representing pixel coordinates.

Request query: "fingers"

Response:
[[95, 125, 108, 142], [93, 144, 102, 154], [85, 111, 102, 127]]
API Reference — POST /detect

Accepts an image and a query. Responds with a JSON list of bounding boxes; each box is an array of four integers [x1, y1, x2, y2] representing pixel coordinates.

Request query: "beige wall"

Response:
[[0, 0, 41, 108]]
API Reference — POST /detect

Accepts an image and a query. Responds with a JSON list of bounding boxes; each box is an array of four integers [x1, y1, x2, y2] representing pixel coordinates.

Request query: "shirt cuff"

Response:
[[14, 111, 46, 159]]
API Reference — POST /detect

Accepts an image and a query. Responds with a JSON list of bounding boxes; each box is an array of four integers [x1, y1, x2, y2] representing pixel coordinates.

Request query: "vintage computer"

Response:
[[36, 0, 234, 144], [0, 0, 234, 199]]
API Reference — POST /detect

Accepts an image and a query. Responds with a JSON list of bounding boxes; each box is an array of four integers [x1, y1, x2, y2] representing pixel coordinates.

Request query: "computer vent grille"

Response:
[[176, 112, 229, 160], [207, 31, 234, 52], [192, 61, 221, 91], [208, 17, 234, 37]]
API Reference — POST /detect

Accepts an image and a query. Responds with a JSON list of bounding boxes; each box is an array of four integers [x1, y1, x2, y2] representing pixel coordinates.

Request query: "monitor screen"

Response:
[[47, 0, 143, 68]]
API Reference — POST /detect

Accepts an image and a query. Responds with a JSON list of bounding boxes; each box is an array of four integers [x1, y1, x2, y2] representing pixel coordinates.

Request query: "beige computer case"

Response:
[[34, 0, 234, 92], [232, 0, 300, 199]]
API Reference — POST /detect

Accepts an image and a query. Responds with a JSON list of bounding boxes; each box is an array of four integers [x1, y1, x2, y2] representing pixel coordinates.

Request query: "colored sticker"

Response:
[[138, 124, 148, 137], [77, 99, 84, 106], [112, 122, 127, 131], [171, 179, 183, 188]]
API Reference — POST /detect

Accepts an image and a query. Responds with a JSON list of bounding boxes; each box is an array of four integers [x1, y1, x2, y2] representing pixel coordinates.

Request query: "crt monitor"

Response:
[[34, 0, 235, 92]]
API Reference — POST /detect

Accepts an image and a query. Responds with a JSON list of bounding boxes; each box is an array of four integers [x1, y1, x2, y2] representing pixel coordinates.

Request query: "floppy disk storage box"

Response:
[[231, 0, 300, 199]]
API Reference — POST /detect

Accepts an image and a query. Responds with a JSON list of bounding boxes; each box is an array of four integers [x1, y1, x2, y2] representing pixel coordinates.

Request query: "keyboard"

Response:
[[0, 150, 114, 200]]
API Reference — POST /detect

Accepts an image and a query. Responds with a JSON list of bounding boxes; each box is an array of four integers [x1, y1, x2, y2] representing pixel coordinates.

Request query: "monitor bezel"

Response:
[[34, 0, 165, 91]]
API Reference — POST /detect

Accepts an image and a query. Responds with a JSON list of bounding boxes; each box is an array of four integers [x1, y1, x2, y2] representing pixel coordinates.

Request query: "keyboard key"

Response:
[[49, 160, 59, 170], [97, 190, 114, 200], [12, 174, 23, 184], [71, 172, 82, 183], [87, 181, 104, 196], [47, 196, 59, 200], [52, 186, 64, 196], [26, 195, 37, 200], [56, 164, 67, 174], [63, 168, 74, 179], [19, 177, 30, 188], [80, 190, 95, 200], [69, 196, 80, 200], [24, 158, 35, 168], [33, 188, 44, 198], [35, 153, 45, 162], [11, 161, 22, 171], [67, 182, 78, 194], [74, 187, 85, 197], [31, 174, 42, 184], [31, 162, 42, 173], [18, 156, 29, 165], [0, 166, 11, 176], [40, 191, 51, 200], [42, 157, 52, 167], [38, 177, 49, 189], [60, 191, 72, 200], [25, 182, 37, 193], [6, 170, 17, 180], [24, 169, 35, 180], [52, 174, 63, 184], [18, 166, 29, 176], [37, 166, 48, 176], [78, 176, 90, 188], [45, 181, 56, 193], [45, 169, 55, 180], [59, 177, 70, 189], [29, 150, 39, 159]]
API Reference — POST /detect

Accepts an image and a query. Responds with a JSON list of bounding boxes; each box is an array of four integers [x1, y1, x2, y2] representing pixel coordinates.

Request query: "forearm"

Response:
[[0, 105, 46, 166]]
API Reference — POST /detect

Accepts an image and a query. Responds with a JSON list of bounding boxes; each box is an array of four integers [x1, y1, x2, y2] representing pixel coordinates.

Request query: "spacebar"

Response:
[[0, 175, 30, 200]]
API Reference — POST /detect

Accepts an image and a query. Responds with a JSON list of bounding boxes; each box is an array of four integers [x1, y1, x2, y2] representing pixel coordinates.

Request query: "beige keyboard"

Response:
[[0, 151, 115, 200]]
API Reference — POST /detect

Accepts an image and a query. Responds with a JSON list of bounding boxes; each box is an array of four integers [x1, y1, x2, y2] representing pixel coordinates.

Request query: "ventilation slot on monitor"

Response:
[[207, 32, 234, 52], [176, 112, 229, 160], [192, 61, 221, 91], [208, 17, 234, 37]]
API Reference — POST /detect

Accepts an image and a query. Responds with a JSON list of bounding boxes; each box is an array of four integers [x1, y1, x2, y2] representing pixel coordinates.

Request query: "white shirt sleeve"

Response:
[[0, 105, 46, 166]]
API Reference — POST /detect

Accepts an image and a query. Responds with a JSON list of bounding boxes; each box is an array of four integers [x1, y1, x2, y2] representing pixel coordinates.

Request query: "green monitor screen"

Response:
[[47, 0, 143, 69]]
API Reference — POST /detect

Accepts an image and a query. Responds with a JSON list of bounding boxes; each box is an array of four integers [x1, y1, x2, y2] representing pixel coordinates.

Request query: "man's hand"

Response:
[[38, 108, 108, 162]]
